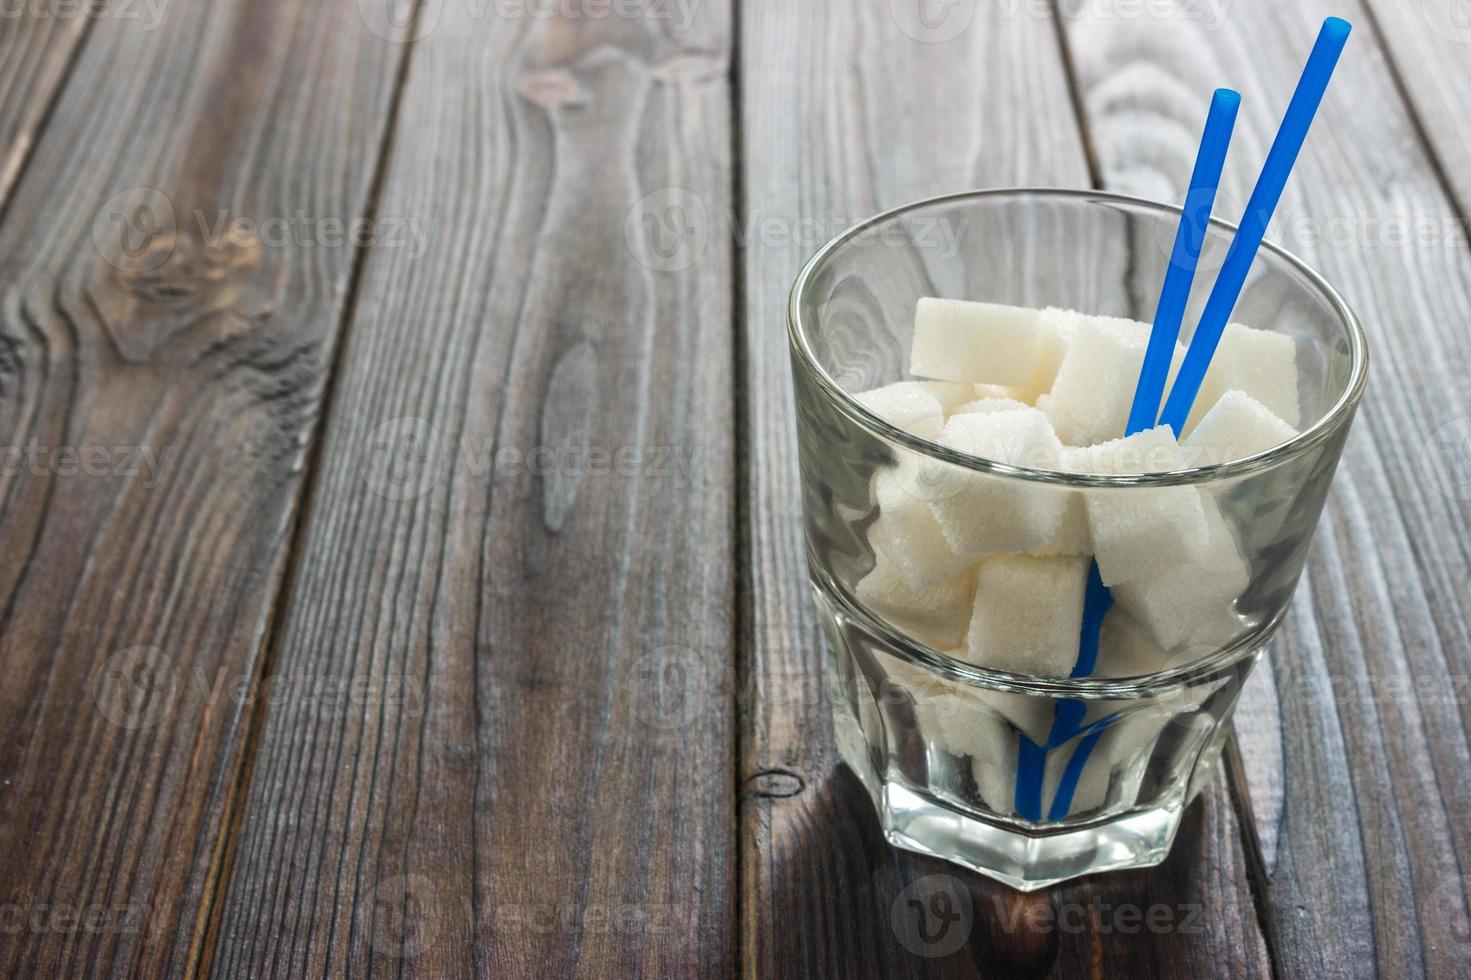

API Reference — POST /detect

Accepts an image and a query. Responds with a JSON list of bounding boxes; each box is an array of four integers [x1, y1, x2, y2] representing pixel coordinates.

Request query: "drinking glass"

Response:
[[789, 189, 1368, 890]]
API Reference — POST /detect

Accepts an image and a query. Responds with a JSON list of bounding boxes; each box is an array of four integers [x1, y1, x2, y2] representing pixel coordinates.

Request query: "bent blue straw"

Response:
[[1158, 17, 1351, 435], [1050, 18, 1351, 819], [1013, 91, 1241, 820]]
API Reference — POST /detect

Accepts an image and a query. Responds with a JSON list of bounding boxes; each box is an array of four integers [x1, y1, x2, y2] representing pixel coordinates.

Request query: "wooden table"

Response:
[[1, 0, 1468, 976]]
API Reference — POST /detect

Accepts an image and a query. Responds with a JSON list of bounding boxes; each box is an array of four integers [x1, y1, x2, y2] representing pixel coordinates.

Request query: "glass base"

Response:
[[837, 708, 1184, 891]]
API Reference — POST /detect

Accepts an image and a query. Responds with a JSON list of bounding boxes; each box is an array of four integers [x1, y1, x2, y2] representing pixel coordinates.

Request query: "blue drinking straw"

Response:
[[1014, 90, 1241, 821], [1129, 89, 1242, 434], [1046, 18, 1351, 820], [1158, 17, 1351, 434]]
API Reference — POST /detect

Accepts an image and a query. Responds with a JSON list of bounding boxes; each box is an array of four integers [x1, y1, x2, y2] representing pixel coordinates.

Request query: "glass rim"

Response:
[[787, 187, 1370, 488]]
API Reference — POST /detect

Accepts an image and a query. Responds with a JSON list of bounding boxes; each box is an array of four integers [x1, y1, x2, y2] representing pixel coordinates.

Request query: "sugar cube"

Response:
[[1030, 491, 1090, 556], [910, 299, 1065, 388], [1191, 322, 1301, 431], [853, 381, 945, 439], [1183, 389, 1299, 466], [869, 463, 975, 588], [971, 383, 1037, 407], [921, 381, 982, 413], [925, 410, 1068, 555], [1068, 427, 1208, 587], [1094, 609, 1172, 678], [1112, 498, 1249, 651], [962, 554, 1089, 677], [950, 396, 1034, 416], [1040, 314, 1186, 447], [855, 556, 975, 650]]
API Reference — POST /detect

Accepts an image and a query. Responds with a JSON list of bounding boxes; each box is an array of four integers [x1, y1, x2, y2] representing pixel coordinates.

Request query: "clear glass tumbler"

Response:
[[789, 189, 1368, 890]]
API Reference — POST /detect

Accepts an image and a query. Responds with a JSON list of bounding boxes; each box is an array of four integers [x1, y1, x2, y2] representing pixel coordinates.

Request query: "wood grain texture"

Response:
[[1063, 2, 1471, 976], [0, 5, 93, 208], [737, 1, 1267, 976], [0, 0, 405, 976], [1361, 0, 1471, 220], [206, 3, 736, 976]]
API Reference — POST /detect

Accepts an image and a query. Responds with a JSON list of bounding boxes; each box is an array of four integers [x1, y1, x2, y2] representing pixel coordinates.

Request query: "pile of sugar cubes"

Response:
[[856, 298, 1301, 679]]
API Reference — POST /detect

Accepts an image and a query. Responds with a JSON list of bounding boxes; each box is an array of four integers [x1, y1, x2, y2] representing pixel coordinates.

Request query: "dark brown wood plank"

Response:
[[0, 4, 94, 207], [207, 3, 736, 976], [1063, 3, 1471, 977], [0, 2, 406, 976], [738, 2, 1269, 976]]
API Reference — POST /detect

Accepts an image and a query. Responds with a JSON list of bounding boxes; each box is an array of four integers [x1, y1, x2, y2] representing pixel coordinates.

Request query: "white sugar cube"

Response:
[[950, 396, 1034, 416], [925, 410, 1068, 555], [869, 463, 975, 588], [853, 381, 945, 439], [1068, 427, 1208, 587], [855, 556, 975, 650], [910, 299, 1065, 388], [1094, 609, 1172, 678], [971, 383, 1035, 405], [1030, 491, 1091, 556], [921, 381, 982, 413], [1041, 314, 1187, 447], [1112, 498, 1249, 651], [962, 554, 1089, 677], [1192, 322, 1301, 431], [918, 679, 1019, 809], [1183, 389, 1299, 465]]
